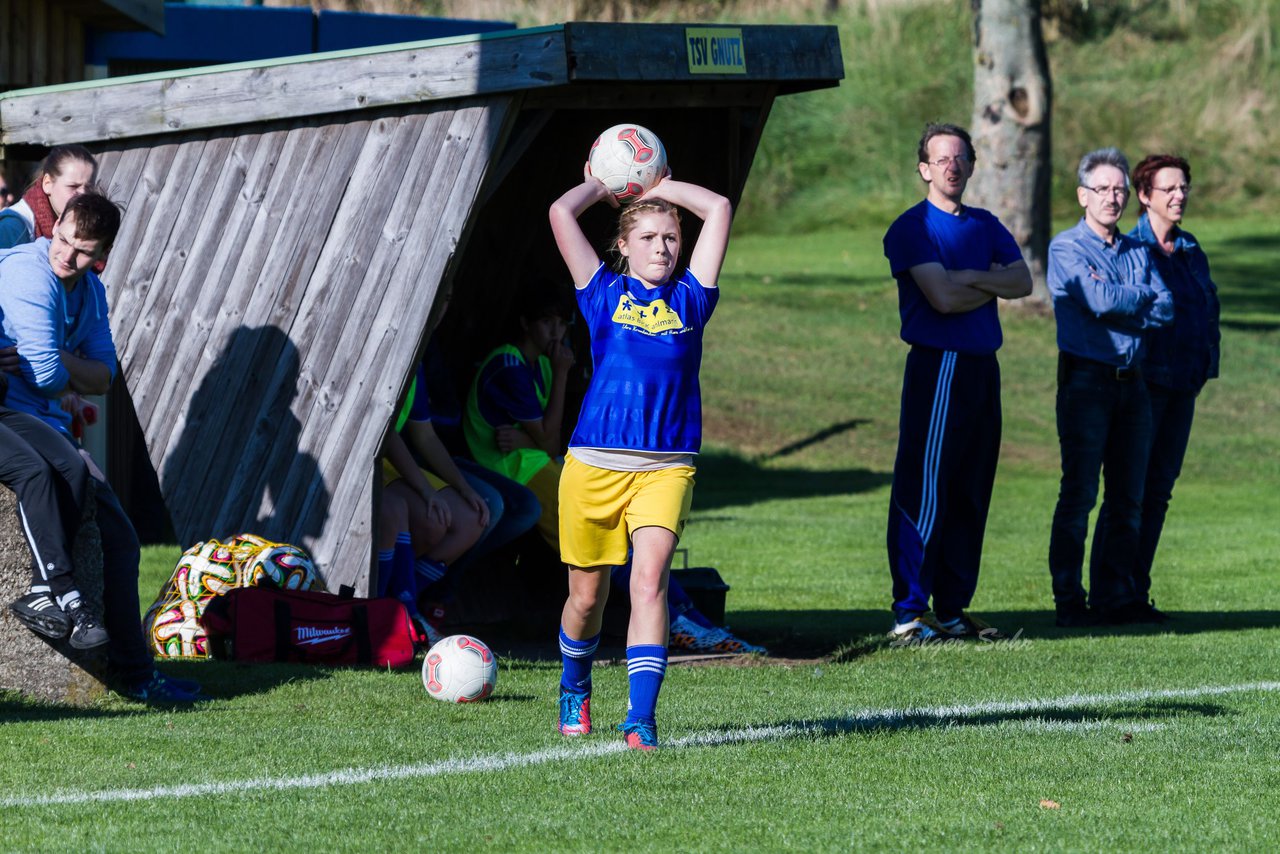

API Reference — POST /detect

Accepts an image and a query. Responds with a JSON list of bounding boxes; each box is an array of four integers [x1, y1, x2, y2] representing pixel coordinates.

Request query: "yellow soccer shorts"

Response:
[[380, 458, 446, 491], [558, 453, 695, 568], [525, 459, 563, 552]]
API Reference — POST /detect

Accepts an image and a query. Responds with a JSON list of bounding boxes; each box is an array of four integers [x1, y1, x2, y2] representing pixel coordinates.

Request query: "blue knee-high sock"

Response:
[[389, 533, 419, 614], [559, 627, 600, 693], [376, 549, 395, 598], [415, 557, 447, 584], [624, 644, 668, 726]]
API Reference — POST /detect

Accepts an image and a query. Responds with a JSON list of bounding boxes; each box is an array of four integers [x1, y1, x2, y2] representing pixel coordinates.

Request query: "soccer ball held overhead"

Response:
[[587, 123, 668, 204]]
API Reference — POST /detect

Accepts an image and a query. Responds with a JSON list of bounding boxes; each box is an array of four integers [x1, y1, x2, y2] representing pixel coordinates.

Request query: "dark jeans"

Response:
[[1048, 354, 1151, 611], [91, 459, 153, 683], [447, 457, 541, 575], [1085, 383, 1199, 603], [1131, 384, 1199, 599]]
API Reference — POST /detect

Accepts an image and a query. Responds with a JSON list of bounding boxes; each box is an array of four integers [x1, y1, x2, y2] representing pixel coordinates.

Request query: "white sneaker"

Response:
[[887, 613, 946, 642], [670, 614, 767, 654]]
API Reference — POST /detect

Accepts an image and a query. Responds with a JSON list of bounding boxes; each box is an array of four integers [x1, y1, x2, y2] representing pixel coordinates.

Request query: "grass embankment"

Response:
[[391, 0, 1280, 231], [740, 0, 1280, 230]]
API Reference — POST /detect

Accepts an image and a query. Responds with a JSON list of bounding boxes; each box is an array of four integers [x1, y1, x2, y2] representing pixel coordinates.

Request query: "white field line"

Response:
[[5, 680, 1277, 808]]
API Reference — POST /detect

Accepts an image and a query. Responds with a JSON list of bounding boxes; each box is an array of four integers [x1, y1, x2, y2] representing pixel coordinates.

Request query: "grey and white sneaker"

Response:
[[670, 614, 767, 654], [9, 591, 72, 639]]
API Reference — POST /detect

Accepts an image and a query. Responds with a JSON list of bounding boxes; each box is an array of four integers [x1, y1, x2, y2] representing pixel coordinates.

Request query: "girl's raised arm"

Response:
[[639, 179, 733, 287], [549, 175, 616, 287]]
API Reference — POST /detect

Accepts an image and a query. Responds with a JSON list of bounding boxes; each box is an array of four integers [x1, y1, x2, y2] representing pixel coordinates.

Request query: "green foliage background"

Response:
[[734, 0, 1280, 231]]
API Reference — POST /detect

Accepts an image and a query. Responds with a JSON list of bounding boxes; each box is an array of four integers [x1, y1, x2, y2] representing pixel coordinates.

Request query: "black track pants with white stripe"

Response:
[[887, 347, 1001, 622], [0, 406, 92, 600]]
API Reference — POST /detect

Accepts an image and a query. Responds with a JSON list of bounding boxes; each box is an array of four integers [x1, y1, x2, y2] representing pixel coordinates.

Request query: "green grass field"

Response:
[[3, 213, 1276, 850]]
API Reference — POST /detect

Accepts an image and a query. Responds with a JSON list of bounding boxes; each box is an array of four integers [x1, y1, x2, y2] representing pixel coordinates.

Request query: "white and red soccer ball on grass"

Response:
[[422, 634, 498, 703], [587, 123, 668, 204]]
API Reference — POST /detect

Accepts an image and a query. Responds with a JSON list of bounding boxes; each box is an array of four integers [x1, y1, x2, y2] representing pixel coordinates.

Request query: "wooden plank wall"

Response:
[[92, 97, 514, 593], [0, 0, 87, 89], [1, 28, 566, 146]]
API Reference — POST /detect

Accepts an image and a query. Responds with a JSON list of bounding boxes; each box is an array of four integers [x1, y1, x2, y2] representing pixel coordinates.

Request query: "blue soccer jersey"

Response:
[[883, 200, 1022, 354], [569, 264, 718, 454]]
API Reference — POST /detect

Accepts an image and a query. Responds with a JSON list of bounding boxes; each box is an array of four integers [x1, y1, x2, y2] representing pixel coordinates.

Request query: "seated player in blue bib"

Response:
[[548, 168, 733, 751]]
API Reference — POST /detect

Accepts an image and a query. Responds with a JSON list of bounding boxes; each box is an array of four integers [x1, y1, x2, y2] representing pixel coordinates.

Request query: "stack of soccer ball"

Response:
[[587, 123, 668, 204]]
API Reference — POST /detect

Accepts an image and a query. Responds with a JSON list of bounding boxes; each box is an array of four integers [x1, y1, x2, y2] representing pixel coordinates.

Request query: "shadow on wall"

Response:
[[161, 325, 329, 556]]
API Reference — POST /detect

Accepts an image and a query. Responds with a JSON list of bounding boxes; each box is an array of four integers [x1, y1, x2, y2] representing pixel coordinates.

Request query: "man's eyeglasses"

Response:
[[927, 155, 970, 169], [1083, 184, 1129, 198], [1151, 184, 1191, 196]]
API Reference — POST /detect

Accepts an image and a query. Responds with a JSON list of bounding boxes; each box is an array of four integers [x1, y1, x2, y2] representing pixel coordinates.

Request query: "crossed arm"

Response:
[[1047, 242, 1173, 329], [907, 259, 1033, 314]]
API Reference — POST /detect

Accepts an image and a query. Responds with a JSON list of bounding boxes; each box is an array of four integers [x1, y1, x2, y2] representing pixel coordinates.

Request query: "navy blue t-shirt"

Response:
[[883, 199, 1022, 354]]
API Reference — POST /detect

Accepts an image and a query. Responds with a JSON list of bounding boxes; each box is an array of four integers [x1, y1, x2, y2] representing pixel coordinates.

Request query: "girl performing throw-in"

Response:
[[548, 169, 732, 751]]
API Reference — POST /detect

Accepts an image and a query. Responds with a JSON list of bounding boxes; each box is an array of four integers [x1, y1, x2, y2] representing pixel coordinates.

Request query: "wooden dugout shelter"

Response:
[[0, 22, 843, 595]]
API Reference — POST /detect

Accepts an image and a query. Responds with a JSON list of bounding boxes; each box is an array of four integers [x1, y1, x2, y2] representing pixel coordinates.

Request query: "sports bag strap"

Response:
[[353, 604, 372, 664], [273, 598, 293, 661]]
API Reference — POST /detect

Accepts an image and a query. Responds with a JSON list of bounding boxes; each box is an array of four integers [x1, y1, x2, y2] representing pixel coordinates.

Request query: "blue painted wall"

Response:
[[86, 3, 514, 72]]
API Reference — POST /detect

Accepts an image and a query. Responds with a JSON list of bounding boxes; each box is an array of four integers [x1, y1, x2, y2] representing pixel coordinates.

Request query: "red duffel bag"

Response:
[[201, 585, 423, 668]]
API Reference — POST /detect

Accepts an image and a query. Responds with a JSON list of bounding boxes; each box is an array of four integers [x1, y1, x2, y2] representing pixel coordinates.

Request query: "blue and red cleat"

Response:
[[558, 687, 591, 736], [121, 669, 208, 704], [617, 720, 658, 751]]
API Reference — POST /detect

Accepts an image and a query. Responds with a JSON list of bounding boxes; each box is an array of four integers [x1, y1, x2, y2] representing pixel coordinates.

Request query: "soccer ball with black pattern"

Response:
[[422, 634, 498, 703], [587, 124, 668, 204]]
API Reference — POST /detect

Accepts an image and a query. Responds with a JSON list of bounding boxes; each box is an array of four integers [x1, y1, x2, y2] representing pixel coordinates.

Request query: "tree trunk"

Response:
[[969, 0, 1053, 309], [0, 483, 108, 705]]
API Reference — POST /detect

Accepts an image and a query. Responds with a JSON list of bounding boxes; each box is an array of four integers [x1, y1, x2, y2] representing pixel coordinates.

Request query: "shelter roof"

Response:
[[1, 22, 842, 148]]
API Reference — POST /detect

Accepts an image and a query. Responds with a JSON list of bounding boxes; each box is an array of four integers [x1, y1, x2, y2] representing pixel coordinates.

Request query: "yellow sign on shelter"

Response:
[[685, 27, 747, 75]]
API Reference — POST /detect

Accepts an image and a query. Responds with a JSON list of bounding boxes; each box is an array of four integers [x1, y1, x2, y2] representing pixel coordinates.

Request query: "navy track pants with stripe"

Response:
[[887, 347, 1001, 622], [0, 406, 92, 600]]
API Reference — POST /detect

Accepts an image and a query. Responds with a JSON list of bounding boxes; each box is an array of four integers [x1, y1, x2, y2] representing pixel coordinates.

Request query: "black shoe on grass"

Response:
[[9, 592, 72, 639], [65, 599, 109, 650], [1095, 601, 1160, 626], [1055, 602, 1096, 628], [1130, 600, 1171, 624]]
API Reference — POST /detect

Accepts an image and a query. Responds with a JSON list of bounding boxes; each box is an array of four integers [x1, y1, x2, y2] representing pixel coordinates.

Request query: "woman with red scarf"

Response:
[[0, 145, 101, 436], [0, 144, 97, 250]]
